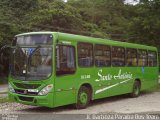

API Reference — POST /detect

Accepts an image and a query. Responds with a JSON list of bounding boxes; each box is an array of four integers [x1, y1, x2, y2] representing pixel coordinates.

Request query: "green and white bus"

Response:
[[8, 32, 159, 109]]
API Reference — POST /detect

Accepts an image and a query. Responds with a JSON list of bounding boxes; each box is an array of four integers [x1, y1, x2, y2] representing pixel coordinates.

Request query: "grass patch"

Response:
[[145, 84, 160, 92], [0, 96, 12, 103], [155, 84, 160, 91], [0, 97, 8, 103]]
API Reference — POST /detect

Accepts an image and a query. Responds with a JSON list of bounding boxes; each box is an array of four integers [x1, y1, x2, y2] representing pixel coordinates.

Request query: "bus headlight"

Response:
[[38, 84, 53, 95], [8, 83, 15, 93]]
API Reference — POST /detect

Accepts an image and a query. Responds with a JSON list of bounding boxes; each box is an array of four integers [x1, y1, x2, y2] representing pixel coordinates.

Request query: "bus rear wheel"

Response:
[[75, 86, 91, 109], [130, 80, 141, 98]]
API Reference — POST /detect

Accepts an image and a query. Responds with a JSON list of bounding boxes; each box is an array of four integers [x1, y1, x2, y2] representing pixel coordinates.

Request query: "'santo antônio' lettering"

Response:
[[114, 69, 132, 80], [95, 69, 133, 82]]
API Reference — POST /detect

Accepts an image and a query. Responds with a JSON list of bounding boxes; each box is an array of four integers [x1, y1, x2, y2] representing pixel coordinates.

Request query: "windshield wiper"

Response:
[[26, 45, 42, 80], [29, 45, 42, 58]]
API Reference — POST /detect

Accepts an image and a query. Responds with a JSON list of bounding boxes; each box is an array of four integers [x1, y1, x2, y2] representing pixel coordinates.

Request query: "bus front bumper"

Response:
[[8, 92, 54, 108]]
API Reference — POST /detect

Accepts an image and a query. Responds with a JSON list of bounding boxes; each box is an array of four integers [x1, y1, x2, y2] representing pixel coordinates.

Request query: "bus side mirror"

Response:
[[0, 45, 11, 74], [12, 37, 16, 46], [0, 45, 10, 63]]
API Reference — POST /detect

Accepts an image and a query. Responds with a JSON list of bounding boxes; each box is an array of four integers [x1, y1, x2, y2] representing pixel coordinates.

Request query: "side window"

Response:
[[78, 43, 93, 67], [95, 44, 111, 67], [112, 46, 125, 67], [148, 51, 157, 67], [138, 50, 148, 66], [126, 48, 137, 66], [56, 45, 76, 75]]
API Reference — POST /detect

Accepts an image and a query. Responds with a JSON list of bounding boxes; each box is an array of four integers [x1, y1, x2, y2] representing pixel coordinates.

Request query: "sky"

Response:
[[63, 0, 140, 5], [124, 0, 139, 5]]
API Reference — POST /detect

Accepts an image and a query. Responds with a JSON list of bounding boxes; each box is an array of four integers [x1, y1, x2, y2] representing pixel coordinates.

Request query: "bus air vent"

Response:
[[18, 96, 34, 102], [14, 83, 41, 89]]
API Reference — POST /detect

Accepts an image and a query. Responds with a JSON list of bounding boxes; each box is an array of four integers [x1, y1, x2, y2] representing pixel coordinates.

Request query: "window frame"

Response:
[[94, 44, 111, 67], [77, 42, 94, 68], [111, 46, 125, 67], [125, 48, 138, 67], [148, 50, 157, 67], [55, 44, 76, 76], [137, 49, 148, 67]]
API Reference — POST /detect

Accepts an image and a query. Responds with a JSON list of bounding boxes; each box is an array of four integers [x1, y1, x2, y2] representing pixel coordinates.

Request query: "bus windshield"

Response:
[[11, 46, 52, 81]]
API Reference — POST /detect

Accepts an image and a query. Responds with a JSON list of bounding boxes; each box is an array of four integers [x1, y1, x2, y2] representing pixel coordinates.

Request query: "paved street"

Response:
[[0, 84, 8, 94], [0, 91, 160, 114]]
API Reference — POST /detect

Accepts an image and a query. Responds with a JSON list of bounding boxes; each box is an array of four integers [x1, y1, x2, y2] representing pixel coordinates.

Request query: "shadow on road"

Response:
[[17, 91, 155, 113]]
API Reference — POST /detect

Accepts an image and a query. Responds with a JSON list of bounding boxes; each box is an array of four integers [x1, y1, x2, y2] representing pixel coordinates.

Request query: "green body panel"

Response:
[[9, 76, 55, 107], [8, 32, 159, 108], [9, 91, 54, 107]]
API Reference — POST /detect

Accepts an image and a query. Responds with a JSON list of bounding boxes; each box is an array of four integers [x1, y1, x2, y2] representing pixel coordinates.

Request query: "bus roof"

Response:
[[16, 32, 53, 36], [57, 32, 157, 51], [16, 32, 157, 51]]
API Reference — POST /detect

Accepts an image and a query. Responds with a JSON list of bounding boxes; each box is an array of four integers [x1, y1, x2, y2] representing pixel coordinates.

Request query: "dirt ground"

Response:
[[0, 91, 160, 114]]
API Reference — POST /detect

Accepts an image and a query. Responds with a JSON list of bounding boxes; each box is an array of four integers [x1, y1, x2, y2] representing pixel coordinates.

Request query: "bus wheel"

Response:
[[75, 86, 91, 109], [130, 80, 141, 98]]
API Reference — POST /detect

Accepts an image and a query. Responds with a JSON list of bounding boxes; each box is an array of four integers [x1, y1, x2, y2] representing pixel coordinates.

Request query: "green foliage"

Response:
[[29, 0, 83, 32], [0, 0, 38, 45], [0, 0, 159, 46], [0, 97, 11, 103], [126, 0, 160, 46], [0, 23, 19, 45]]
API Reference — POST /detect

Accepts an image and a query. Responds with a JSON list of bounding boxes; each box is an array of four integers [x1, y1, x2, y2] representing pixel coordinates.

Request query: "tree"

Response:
[[126, 0, 160, 47], [0, 0, 38, 44], [29, 0, 84, 33]]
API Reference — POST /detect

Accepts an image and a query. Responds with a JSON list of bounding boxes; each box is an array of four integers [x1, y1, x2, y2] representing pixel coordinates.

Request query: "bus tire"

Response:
[[75, 86, 91, 109], [130, 80, 141, 98]]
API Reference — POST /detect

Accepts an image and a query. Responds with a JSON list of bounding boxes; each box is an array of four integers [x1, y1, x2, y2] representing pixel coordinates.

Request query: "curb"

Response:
[[0, 84, 8, 94], [0, 90, 8, 94], [0, 91, 8, 94]]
